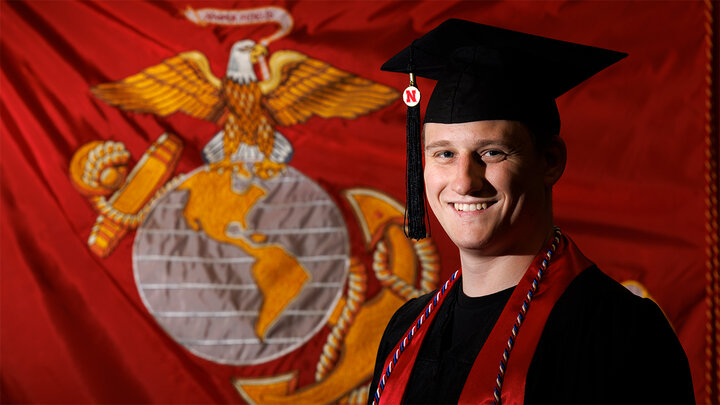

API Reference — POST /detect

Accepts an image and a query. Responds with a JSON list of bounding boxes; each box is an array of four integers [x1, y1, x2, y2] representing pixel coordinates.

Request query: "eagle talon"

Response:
[[209, 160, 252, 179], [254, 160, 286, 180]]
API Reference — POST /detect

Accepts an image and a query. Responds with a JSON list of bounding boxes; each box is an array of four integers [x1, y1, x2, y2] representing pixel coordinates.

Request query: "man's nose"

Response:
[[450, 154, 485, 195]]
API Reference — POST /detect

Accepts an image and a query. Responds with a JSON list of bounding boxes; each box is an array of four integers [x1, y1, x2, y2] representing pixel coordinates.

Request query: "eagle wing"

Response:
[[91, 51, 225, 122], [259, 50, 399, 126]]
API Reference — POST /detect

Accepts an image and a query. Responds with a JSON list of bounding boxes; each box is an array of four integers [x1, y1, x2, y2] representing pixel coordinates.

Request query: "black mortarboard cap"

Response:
[[382, 18, 627, 239]]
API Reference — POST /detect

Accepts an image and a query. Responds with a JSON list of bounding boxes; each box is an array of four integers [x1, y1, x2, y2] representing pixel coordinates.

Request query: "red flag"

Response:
[[1, 1, 717, 403]]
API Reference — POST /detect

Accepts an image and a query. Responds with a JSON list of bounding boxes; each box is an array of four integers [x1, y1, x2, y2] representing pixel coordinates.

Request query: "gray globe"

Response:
[[132, 166, 349, 365]]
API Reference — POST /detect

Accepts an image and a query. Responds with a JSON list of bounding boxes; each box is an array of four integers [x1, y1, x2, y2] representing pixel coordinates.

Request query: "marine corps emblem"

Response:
[[69, 6, 441, 403]]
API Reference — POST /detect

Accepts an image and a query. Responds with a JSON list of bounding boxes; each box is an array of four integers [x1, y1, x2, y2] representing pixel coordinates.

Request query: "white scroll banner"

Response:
[[184, 6, 293, 45]]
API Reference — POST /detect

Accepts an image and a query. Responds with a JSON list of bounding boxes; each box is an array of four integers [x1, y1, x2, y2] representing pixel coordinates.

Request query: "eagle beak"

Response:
[[250, 44, 269, 64]]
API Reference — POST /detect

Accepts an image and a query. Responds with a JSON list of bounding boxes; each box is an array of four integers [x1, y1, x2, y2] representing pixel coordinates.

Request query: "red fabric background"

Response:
[[0, 0, 713, 403]]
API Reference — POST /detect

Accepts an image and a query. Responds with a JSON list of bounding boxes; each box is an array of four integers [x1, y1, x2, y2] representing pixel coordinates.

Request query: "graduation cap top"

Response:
[[382, 19, 627, 239]]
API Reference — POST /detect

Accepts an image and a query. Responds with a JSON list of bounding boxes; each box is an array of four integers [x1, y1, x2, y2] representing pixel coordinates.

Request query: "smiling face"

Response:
[[423, 120, 563, 257]]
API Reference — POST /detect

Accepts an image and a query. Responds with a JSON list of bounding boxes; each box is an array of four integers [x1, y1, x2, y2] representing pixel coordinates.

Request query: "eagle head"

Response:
[[226, 40, 268, 84]]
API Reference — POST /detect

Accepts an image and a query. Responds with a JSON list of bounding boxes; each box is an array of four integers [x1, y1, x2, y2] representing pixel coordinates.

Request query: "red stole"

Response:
[[377, 233, 593, 405]]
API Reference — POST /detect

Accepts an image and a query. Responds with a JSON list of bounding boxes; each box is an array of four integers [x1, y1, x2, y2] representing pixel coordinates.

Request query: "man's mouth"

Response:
[[452, 202, 495, 212]]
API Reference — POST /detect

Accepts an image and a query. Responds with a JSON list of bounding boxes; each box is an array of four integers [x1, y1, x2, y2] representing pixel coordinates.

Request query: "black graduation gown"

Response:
[[368, 266, 695, 404]]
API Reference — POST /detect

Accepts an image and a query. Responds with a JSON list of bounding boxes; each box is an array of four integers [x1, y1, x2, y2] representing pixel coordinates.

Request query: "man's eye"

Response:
[[437, 151, 454, 159], [481, 150, 506, 162]]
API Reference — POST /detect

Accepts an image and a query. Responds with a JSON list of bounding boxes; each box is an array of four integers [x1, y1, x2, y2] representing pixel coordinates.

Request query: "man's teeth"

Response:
[[454, 202, 489, 211]]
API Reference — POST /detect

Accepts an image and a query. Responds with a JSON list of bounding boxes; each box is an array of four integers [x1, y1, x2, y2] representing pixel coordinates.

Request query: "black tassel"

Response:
[[405, 98, 427, 239], [403, 42, 428, 239]]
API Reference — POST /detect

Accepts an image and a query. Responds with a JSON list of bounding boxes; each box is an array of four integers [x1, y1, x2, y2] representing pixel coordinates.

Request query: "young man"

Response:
[[368, 19, 694, 404]]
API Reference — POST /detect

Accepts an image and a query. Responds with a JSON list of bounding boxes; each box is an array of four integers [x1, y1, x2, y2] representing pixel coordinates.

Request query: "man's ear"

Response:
[[544, 136, 566, 186]]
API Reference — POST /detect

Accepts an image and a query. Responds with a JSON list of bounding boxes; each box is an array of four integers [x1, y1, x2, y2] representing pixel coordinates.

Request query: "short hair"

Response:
[[523, 121, 560, 154]]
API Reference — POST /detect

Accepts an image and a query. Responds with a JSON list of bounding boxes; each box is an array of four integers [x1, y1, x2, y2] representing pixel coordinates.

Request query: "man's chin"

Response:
[[451, 235, 495, 253], [449, 227, 519, 256]]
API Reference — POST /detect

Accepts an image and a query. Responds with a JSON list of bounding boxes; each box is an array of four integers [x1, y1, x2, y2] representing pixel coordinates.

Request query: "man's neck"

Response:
[[459, 227, 555, 297]]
